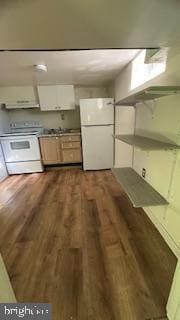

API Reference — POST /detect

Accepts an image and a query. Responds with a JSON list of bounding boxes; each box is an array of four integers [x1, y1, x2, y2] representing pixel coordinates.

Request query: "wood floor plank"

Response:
[[82, 198, 115, 320], [0, 169, 177, 320]]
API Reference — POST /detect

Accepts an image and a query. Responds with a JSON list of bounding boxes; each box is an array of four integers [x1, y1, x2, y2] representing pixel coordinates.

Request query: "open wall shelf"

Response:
[[115, 86, 180, 106], [114, 134, 180, 150], [112, 167, 169, 208]]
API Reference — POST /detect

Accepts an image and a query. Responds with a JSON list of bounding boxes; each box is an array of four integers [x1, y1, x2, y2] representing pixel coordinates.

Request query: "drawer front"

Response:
[[62, 149, 82, 163], [61, 142, 81, 149], [61, 135, 80, 142]]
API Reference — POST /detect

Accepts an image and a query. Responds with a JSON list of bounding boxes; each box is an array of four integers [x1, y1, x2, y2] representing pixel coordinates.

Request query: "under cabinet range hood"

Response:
[[5, 100, 39, 109]]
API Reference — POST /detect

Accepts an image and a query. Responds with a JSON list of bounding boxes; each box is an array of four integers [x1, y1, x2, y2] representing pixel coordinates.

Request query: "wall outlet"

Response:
[[142, 168, 146, 178]]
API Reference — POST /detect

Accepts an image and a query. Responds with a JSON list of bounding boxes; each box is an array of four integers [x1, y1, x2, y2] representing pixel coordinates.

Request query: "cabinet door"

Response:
[[0, 86, 36, 104], [38, 86, 58, 111], [62, 149, 82, 163], [56, 85, 75, 110], [39, 137, 61, 164]]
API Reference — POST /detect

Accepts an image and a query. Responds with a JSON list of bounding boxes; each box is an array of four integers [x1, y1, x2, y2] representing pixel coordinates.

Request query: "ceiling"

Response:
[[0, 0, 180, 50], [0, 50, 139, 86]]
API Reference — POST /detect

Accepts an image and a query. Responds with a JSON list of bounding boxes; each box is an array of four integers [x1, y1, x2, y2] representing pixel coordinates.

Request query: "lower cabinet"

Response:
[[61, 142, 81, 149], [62, 149, 82, 163], [39, 135, 82, 165], [39, 137, 61, 164]]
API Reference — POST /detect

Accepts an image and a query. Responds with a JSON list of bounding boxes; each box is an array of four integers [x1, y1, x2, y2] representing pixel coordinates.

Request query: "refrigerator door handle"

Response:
[[82, 124, 113, 127]]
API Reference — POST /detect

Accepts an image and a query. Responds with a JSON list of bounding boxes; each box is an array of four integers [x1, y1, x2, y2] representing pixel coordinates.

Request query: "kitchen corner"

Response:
[[0, 84, 110, 175]]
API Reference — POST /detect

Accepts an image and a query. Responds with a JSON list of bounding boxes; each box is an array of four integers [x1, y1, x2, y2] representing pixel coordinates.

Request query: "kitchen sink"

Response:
[[43, 128, 80, 134]]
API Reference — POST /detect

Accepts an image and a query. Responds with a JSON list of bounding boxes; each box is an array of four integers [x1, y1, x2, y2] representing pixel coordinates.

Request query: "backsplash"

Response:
[[8, 108, 81, 130]]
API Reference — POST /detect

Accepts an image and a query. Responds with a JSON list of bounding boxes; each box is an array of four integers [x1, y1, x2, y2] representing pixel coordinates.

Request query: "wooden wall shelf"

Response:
[[115, 86, 180, 106], [112, 167, 169, 208], [114, 134, 180, 150]]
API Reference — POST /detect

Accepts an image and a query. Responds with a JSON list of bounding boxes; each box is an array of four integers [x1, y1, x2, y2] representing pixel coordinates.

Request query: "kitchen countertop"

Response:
[[38, 131, 81, 138]]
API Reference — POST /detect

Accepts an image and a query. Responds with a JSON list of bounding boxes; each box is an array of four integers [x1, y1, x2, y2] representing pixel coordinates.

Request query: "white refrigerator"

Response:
[[80, 98, 114, 170]]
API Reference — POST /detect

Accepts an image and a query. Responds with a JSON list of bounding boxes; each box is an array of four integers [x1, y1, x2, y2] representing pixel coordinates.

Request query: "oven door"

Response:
[[1, 135, 41, 162]]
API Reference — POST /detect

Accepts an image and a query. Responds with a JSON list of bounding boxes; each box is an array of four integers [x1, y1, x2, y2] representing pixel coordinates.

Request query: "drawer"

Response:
[[61, 142, 81, 149], [61, 135, 80, 142], [62, 149, 82, 163]]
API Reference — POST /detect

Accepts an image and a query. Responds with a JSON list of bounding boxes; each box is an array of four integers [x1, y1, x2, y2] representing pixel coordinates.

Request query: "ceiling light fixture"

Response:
[[35, 64, 47, 72]]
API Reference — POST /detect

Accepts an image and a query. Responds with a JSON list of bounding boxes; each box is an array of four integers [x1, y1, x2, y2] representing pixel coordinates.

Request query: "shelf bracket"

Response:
[[140, 99, 157, 116]]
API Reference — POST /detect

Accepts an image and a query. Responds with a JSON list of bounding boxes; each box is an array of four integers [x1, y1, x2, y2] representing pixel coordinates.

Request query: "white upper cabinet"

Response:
[[37, 86, 57, 111], [56, 85, 75, 110], [0, 86, 37, 105], [37, 85, 75, 111]]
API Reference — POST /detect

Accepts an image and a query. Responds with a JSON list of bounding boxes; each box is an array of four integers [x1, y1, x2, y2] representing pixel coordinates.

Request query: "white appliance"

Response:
[[5, 100, 39, 109], [0, 143, 8, 181], [80, 98, 114, 170], [0, 121, 43, 174]]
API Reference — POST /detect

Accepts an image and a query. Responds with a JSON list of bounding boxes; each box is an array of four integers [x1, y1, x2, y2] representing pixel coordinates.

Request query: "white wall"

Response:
[[167, 261, 180, 320], [8, 86, 108, 129], [75, 86, 109, 105], [112, 49, 180, 257], [114, 107, 135, 168], [108, 84, 133, 167], [112, 59, 136, 168], [134, 96, 180, 257], [113, 47, 180, 101], [112, 48, 180, 319], [112, 62, 136, 168]]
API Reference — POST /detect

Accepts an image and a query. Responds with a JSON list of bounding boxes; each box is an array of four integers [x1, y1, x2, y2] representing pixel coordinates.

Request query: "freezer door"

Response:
[[80, 98, 114, 125], [81, 125, 114, 170]]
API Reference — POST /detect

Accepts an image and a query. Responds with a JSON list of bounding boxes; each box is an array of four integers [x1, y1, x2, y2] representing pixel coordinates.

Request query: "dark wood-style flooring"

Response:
[[0, 169, 177, 320]]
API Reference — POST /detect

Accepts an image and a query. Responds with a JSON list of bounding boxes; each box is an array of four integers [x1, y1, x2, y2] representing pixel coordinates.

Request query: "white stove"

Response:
[[0, 121, 44, 174], [0, 131, 40, 137]]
